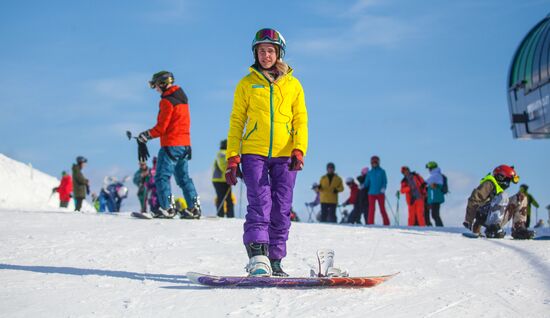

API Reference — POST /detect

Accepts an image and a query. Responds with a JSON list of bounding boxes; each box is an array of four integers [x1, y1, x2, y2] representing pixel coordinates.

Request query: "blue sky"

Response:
[[1, 0, 549, 224]]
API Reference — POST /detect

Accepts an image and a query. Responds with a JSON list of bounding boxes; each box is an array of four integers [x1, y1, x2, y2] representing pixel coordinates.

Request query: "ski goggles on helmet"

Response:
[[254, 29, 281, 42], [252, 28, 286, 58], [512, 175, 519, 184]]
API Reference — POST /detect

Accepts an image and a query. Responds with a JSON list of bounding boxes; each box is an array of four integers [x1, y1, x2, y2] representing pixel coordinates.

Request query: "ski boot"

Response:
[[158, 206, 177, 218], [485, 224, 505, 239], [180, 197, 201, 219], [512, 227, 535, 240], [245, 243, 272, 277], [270, 259, 289, 277]]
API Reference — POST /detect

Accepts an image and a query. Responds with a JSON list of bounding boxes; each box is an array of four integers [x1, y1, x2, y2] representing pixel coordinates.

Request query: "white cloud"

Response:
[[141, 0, 191, 22], [295, 0, 417, 54], [88, 73, 149, 103]]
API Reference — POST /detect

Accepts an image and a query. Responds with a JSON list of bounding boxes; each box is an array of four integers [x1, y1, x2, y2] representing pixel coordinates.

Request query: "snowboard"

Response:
[[533, 236, 550, 241], [131, 212, 154, 219], [462, 232, 482, 239], [131, 211, 214, 220], [186, 271, 397, 288]]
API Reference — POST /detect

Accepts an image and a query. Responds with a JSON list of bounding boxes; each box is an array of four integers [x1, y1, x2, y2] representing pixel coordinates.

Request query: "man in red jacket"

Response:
[[138, 71, 200, 219], [53, 171, 73, 208], [400, 166, 427, 226]]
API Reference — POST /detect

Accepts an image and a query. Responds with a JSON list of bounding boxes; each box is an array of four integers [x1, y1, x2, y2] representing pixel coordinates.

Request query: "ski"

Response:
[[186, 272, 397, 288]]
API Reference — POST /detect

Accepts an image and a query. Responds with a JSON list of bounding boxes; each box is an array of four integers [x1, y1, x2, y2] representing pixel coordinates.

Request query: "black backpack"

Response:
[[442, 174, 449, 194]]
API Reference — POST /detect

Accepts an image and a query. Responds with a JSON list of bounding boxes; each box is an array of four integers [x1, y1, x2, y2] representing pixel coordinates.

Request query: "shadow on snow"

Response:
[[0, 263, 208, 290]]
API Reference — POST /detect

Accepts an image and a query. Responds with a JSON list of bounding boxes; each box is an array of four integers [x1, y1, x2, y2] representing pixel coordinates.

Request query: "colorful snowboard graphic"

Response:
[[187, 272, 397, 288]]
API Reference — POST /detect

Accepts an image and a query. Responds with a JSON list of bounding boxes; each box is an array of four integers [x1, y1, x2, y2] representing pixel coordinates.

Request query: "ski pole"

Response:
[[395, 191, 400, 226], [385, 196, 397, 226], [216, 188, 231, 215]]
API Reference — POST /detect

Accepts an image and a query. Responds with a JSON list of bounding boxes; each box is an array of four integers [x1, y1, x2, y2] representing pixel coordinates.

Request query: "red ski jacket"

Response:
[[343, 183, 359, 205], [57, 175, 73, 202], [400, 173, 426, 205], [148, 85, 191, 147]]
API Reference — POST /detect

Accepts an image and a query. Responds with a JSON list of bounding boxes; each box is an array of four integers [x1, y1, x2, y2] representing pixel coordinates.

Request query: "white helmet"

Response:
[[117, 186, 128, 198], [345, 177, 354, 184]]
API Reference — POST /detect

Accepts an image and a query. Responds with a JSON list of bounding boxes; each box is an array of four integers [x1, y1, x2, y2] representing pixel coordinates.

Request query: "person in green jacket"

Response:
[[212, 139, 234, 218], [133, 161, 150, 212], [72, 156, 89, 212], [519, 184, 539, 227]]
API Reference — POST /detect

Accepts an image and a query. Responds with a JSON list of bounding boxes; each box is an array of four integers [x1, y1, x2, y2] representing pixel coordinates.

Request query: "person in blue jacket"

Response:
[[364, 155, 390, 225], [425, 161, 445, 226]]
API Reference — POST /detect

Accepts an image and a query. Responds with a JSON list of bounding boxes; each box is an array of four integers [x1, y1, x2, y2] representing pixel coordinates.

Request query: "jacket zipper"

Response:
[[268, 83, 274, 158]]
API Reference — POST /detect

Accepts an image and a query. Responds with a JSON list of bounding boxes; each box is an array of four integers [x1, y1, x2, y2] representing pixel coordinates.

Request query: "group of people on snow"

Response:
[[307, 157, 448, 227], [463, 165, 541, 240], [52, 156, 90, 211]]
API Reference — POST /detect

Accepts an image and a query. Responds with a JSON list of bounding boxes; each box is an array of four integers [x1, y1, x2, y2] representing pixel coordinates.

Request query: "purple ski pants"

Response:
[[241, 154, 297, 260]]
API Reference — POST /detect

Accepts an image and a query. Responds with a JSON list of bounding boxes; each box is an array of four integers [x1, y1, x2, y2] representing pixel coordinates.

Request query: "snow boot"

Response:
[[485, 224, 505, 239], [270, 259, 289, 277], [512, 227, 535, 240], [245, 243, 272, 277], [158, 206, 177, 218], [180, 197, 201, 219]]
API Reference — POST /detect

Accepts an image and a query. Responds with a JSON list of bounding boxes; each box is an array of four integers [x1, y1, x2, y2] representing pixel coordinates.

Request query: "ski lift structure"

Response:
[[508, 14, 550, 139]]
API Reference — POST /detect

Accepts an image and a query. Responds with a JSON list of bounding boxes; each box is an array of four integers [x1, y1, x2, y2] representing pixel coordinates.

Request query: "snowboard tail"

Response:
[[187, 272, 397, 288], [131, 212, 153, 219]]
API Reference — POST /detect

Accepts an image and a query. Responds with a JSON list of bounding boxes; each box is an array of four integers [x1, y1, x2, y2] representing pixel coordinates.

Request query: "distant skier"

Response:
[[98, 177, 129, 212], [342, 177, 361, 224], [212, 139, 234, 218], [463, 164, 519, 237], [133, 161, 150, 212], [145, 157, 160, 213], [225, 28, 308, 277], [306, 182, 320, 208], [425, 161, 445, 227], [137, 71, 201, 219], [400, 166, 426, 226], [72, 156, 89, 212], [305, 182, 321, 222], [507, 191, 535, 239], [364, 156, 390, 225], [318, 162, 344, 223], [519, 184, 539, 228], [356, 167, 370, 224], [53, 171, 73, 208]]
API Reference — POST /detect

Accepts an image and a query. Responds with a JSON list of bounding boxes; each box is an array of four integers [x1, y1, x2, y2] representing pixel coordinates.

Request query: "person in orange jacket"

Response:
[[138, 71, 200, 219], [400, 166, 427, 226], [53, 171, 73, 208]]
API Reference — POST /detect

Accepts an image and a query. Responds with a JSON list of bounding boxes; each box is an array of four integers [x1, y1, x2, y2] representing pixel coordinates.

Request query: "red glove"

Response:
[[225, 156, 242, 185], [289, 149, 304, 171]]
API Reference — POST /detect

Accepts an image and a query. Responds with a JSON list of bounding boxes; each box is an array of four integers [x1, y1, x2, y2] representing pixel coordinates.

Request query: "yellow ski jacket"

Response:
[[227, 66, 308, 158]]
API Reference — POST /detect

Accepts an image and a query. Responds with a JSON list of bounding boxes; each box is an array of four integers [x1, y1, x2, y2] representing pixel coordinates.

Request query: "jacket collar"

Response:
[[249, 66, 293, 83], [162, 85, 180, 97]]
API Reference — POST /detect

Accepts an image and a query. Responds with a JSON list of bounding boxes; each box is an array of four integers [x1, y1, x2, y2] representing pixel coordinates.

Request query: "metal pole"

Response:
[[216, 187, 231, 216]]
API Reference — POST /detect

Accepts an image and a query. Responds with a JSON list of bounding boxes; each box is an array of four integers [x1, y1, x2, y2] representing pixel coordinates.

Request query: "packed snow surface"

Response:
[[0, 153, 549, 317], [0, 211, 549, 317]]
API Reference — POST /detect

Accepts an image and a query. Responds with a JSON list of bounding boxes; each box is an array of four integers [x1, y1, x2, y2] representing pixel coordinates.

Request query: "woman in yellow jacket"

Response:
[[225, 28, 308, 277]]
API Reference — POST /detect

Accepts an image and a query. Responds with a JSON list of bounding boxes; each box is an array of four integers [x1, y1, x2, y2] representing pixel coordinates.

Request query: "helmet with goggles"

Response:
[[252, 28, 286, 59], [149, 71, 174, 89], [492, 164, 519, 189]]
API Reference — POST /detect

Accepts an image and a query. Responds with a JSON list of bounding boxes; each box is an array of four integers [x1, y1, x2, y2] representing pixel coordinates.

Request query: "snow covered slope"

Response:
[[0, 211, 548, 317], [0, 153, 94, 212]]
